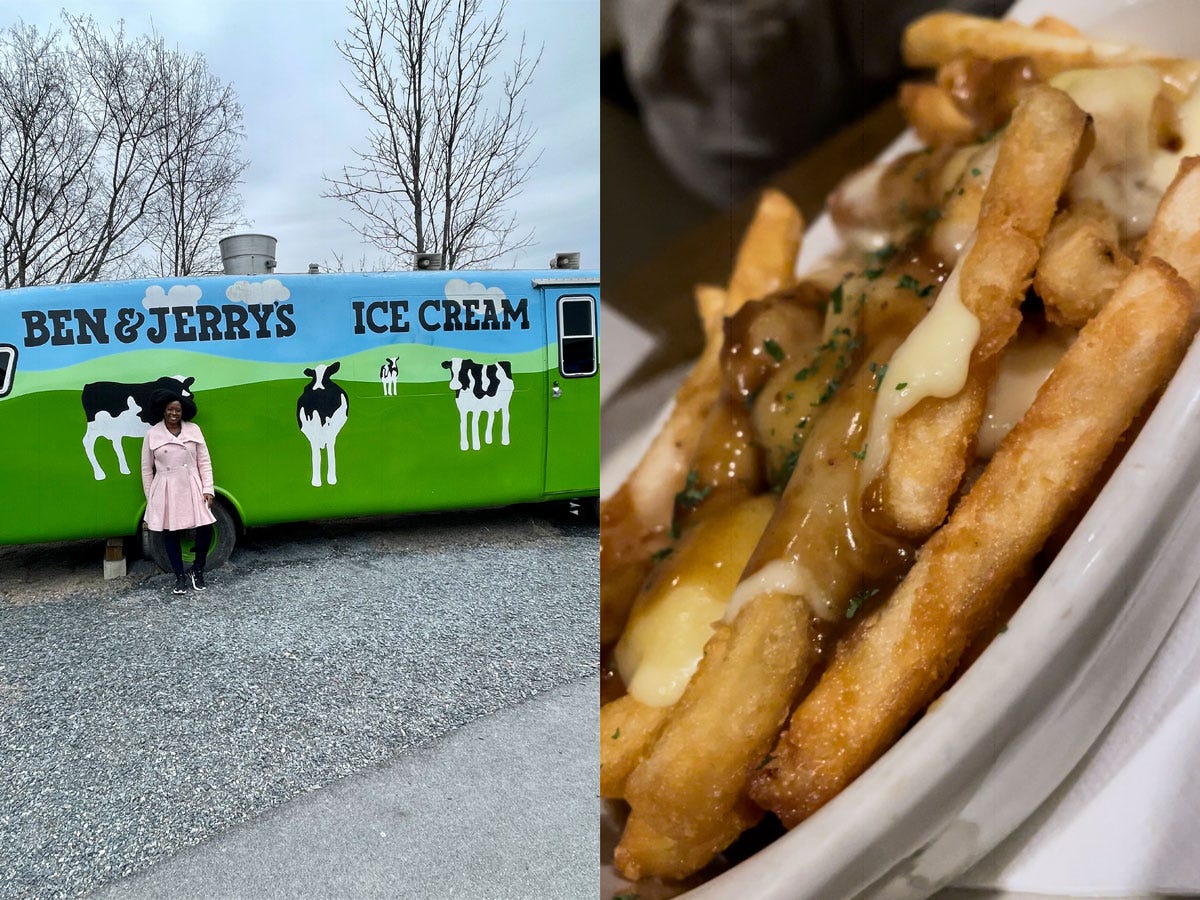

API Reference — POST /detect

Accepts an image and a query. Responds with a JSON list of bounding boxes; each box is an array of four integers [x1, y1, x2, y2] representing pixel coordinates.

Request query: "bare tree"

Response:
[[326, 0, 540, 269], [0, 15, 247, 287], [141, 42, 248, 276], [0, 22, 102, 287]]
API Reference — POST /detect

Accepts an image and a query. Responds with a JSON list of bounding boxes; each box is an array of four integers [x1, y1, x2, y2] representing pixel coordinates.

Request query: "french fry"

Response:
[[1034, 200, 1134, 327], [862, 84, 1088, 540], [600, 695, 670, 800], [862, 365, 994, 535], [906, 12, 1156, 77], [1143, 155, 1200, 298], [750, 258, 1197, 827], [616, 591, 809, 880], [727, 188, 806, 309], [614, 792, 763, 883], [600, 191, 804, 646], [899, 81, 978, 146]]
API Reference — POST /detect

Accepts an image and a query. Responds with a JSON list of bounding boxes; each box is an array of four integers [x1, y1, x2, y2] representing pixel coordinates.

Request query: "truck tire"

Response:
[[145, 498, 238, 573]]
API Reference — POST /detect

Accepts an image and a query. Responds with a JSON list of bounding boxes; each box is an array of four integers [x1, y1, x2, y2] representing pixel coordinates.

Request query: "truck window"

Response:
[[557, 295, 596, 377], [0, 344, 15, 398]]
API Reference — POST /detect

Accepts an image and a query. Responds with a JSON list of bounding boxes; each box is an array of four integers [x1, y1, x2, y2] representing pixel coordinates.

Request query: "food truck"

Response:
[[0, 258, 599, 570]]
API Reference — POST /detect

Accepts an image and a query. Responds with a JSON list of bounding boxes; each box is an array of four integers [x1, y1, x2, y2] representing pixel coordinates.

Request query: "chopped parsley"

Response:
[[651, 547, 673, 563], [895, 381, 909, 391], [675, 470, 711, 509], [755, 753, 774, 770], [795, 363, 819, 382], [829, 283, 844, 315], [846, 588, 880, 619], [869, 361, 888, 392], [774, 449, 801, 493], [813, 378, 841, 407], [864, 267, 884, 280], [851, 445, 868, 461], [898, 274, 936, 298], [613, 893, 641, 900], [763, 338, 785, 362], [970, 167, 982, 177], [612, 728, 621, 740]]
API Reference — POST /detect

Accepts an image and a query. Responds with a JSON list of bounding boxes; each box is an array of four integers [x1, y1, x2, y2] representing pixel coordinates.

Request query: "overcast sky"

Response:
[[0, 0, 599, 274]]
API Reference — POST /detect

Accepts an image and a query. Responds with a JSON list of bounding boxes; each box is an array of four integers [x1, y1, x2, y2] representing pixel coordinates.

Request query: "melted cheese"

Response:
[[1051, 65, 1200, 239], [614, 496, 774, 707], [861, 240, 981, 486], [929, 142, 1000, 264], [976, 325, 1074, 459], [723, 558, 838, 625]]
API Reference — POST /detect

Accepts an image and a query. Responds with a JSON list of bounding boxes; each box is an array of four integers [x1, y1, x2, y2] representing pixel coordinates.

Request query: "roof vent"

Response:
[[308, 263, 320, 274], [219, 233, 277, 275], [551, 251, 580, 270], [414, 253, 444, 271]]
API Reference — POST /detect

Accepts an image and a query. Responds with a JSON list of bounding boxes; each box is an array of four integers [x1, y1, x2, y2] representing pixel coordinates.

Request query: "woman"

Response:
[[141, 389, 216, 594]]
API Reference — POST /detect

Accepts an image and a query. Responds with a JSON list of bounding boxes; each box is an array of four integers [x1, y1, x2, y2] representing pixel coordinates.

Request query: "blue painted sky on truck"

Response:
[[1, 271, 599, 370], [0, 0, 599, 274]]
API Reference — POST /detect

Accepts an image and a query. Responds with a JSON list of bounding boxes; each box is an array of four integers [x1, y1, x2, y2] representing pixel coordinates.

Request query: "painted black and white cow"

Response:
[[440, 357, 514, 452], [81, 375, 196, 480], [297, 362, 349, 487], [379, 356, 399, 396]]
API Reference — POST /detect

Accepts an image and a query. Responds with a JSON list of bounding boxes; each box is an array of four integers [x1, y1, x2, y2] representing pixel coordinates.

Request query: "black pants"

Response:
[[163, 525, 213, 577]]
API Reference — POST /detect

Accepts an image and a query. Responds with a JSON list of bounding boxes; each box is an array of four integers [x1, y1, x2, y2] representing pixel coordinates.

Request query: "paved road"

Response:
[[95, 675, 599, 900], [0, 506, 598, 899]]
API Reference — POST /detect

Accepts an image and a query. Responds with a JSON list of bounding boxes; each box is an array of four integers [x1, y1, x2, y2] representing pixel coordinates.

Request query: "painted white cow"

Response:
[[297, 362, 349, 487], [81, 375, 195, 480], [440, 357, 514, 452], [379, 357, 399, 396]]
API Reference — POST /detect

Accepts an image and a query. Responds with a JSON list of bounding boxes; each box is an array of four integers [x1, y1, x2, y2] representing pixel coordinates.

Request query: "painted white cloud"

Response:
[[444, 278, 506, 304], [142, 284, 203, 310], [225, 278, 291, 305]]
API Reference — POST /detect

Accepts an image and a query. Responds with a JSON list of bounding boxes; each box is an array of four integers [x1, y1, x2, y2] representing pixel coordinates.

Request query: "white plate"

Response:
[[602, 1, 1200, 897]]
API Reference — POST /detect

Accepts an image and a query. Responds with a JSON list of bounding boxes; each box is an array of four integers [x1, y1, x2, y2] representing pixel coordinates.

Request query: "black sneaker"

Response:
[[190, 568, 206, 591], [172, 574, 189, 594]]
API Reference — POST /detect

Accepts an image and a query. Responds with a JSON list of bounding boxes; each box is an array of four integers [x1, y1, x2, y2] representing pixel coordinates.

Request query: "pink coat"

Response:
[[141, 421, 217, 532]]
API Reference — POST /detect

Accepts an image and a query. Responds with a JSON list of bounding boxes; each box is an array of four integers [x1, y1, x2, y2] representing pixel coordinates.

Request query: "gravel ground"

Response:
[[0, 505, 598, 899]]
